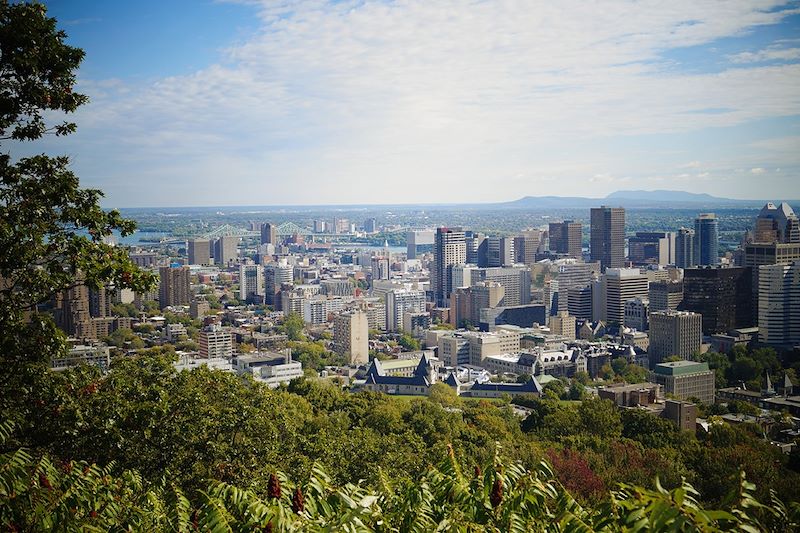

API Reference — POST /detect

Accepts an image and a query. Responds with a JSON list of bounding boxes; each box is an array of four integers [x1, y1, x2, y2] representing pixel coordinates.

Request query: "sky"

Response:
[[29, 0, 800, 207]]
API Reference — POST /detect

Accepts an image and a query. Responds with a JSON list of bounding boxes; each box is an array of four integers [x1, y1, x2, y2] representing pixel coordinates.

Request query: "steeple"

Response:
[[763, 370, 775, 396], [785, 374, 794, 397]]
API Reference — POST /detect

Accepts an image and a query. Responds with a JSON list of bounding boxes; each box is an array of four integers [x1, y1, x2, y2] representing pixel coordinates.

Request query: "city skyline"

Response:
[[24, 0, 800, 207]]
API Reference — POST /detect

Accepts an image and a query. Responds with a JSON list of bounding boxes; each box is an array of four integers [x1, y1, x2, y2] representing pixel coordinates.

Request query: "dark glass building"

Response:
[[679, 266, 753, 334]]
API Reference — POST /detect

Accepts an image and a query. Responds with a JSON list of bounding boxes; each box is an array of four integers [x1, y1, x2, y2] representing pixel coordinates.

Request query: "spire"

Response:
[[764, 370, 775, 396], [785, 374, 794, 397]]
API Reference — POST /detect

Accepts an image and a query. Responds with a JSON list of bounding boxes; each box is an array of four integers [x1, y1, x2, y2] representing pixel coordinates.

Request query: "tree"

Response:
[[0, 2, 155, 377], [282, 312, 306, 341]]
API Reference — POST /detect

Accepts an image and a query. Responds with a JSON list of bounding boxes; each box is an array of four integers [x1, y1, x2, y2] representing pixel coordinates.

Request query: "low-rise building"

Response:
[[234, 350, 303, 388], [649, 360, 715, 405]]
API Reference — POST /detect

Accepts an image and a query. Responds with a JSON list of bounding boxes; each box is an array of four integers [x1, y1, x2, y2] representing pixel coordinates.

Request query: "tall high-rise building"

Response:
[[452, 281, 504, 328], [754, 202, 800, 244], [406, 229, 435, 259], [486, 236, 515, 267], [604, 268, 649, 326], [239, 264, 265, 303], [590, 206, 625, 270], [260, 223, 278, 245], [370, 256, 390, 281], [313, 220, 327, 233], [333, 310, 369, 365], [680, 267, 753, 334], [363, 218, 378, 233], [473, 266, 531, 307], [758, 262, 800, 346], [549, 221, 582, 258], [159, 266, 191, 309], [465, 231, 486, 265], [647, 309, 700, 365], [514, 229, 541, 266], [264, 261, 293, 307], [675, 228, 695, 268], [433, 227, 467, 307], [213, 235, 238, 267], [386, 288, 426, 332], [567, 285, 593, 320], [188, 238, 212, 265], [649, 280, 683, 312], [628, 232, 675, 265], [694, 214, 719, 266]]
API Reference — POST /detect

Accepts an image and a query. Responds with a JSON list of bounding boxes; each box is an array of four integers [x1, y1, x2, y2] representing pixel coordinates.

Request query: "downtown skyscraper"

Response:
[[694, 213, 719, 266], [590, 206, 625, 271], [432, 227, 466, 307]]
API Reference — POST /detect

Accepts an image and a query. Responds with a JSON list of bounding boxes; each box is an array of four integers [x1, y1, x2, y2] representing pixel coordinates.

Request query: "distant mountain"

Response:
[[502, 190, 784, 209], [605, 190, 730, 203]]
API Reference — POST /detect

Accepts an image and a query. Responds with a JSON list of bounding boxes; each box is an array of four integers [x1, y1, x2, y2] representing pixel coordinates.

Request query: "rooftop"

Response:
[[653, 360, 710, 376]]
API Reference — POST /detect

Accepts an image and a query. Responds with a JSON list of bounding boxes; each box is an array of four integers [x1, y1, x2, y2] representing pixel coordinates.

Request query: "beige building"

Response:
[[549, 311, 576, 340], [649, 361, 715, 405], [199, 324, 234, 358], [604, 268, 649, 326], [333, 310, 369, 366], [159, 266, 191, 309], [648, 311, 702, 368]]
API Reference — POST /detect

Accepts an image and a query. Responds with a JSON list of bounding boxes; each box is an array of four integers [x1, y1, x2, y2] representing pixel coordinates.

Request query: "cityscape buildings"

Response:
[[590, 206, 625, 270]]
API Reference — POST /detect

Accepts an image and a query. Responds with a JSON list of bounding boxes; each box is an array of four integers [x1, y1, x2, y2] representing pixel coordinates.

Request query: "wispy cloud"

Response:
[[48, 0, 800, 205]]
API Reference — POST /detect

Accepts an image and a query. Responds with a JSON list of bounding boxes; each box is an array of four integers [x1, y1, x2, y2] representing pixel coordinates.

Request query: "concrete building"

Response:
[[406, 229, 435, 259], [403, 311, 431, 337], [302, 297, 344, 325], [479, 304, 547, 331], [473, 266, 531, 307], [675, 227, 695, 268], [333, 310, 370, 366], [159, 266, 191, 309], [452, 281, 504, 328], [604, 268, 649, 326], [648, 311, 702, 367], [264, 261, 293, 307], [235, 350, 303, 388], [188, 238, 212, 265], [386, 288, 426, 332], [598, 382, 662, 407], [51, 344, 111, 372], [590, 206, 625, 270], [758, 262, 800, 346], [628, 231, 675, 265], [549, 311, 576, 340], [549, 220, 582, 258], [451, 263, 478, 290], [239, 264, 265, 303], [370, 256, 390, 281], [439, 334, 471, 367], [567, 285, 593, 320], [754, 202, 800, 244], [486, 236, 515, 267], [463, 329, 521, 366], [681, 267, 753, 334], [190, 299, 211, 320], [694, 214, 719, 266], [433, 227, 467, 307], [260, 223, 278, 245], [213, 235, 238, 267], [623, 297, 649, 331], [364, 218, 378, 233], [649, 360, 715, 405], [199, 324, 234, 358], [649, 280, 683, 312], [663, 400, 698, 431], [514, 229, 542, 266]]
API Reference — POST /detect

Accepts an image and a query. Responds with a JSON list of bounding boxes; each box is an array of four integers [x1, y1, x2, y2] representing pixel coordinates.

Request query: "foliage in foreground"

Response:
[[1, 422, 797, 533]]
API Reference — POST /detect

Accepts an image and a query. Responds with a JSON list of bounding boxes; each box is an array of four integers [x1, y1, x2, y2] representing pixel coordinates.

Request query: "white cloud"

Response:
[[728, 46, 800, 63], [751, 167, 767, 174], [55, 0, 800, 205]]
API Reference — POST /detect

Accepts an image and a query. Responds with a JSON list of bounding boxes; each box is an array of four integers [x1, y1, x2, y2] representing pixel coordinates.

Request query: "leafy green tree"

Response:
[[282, 312, 306, 341], [0, 1, 155, 420], [398, 332, 421, 351], [578, 397, 622, 438]]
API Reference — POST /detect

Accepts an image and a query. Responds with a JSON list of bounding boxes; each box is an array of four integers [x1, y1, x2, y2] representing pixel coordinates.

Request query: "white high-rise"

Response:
[[386, 288, 426, 332], [758, 262, 800, 346]]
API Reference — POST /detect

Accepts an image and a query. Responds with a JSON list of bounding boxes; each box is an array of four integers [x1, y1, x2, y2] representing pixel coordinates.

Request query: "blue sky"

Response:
[[30, 1, 800, 207]]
